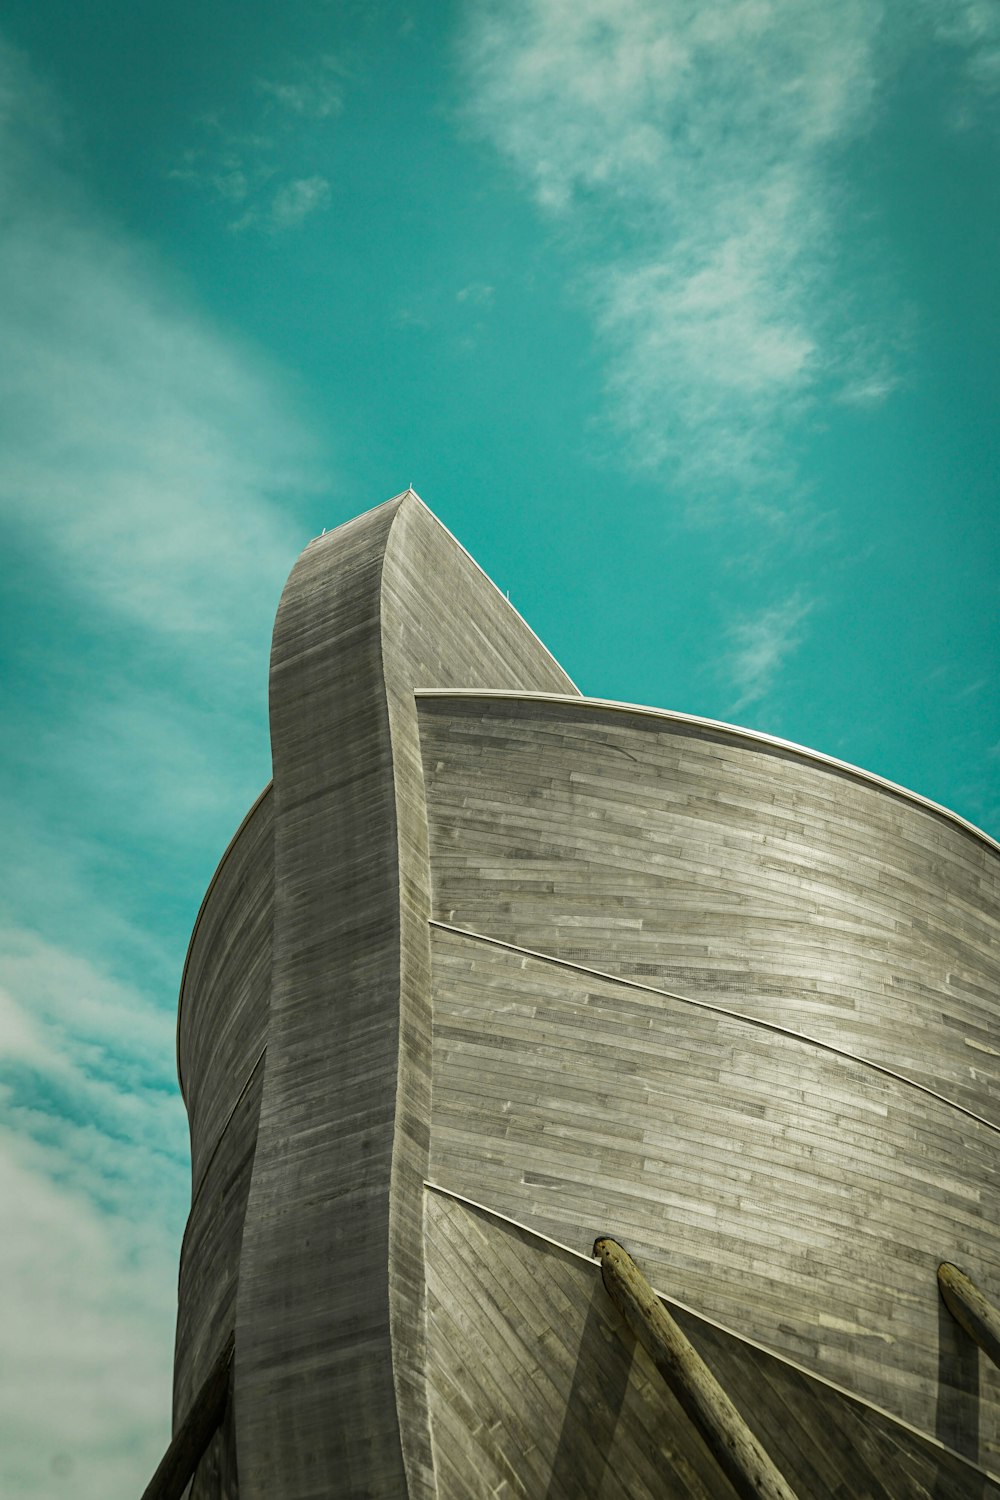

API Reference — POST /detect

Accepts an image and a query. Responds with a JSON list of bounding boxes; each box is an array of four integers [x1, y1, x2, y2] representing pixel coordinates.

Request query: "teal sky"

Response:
[[0, 3, 997, 1492]]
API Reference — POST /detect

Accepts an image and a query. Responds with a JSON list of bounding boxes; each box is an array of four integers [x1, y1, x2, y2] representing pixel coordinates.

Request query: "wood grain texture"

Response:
[[427, 920, 1000, 1469], [168, 504, 1000, 1498], [940, 1263, 1000, 1370], [593, 1237, 800, 1500], [172, 789, 272, 1498], [177, 788, 273, 1188], [424, 1189, 1000, 1500], [419, 693, 1000, 1468], [175, 1070, 263, 1425], [231, 494, 575, 1499], [417, 693, 1000, 1122]]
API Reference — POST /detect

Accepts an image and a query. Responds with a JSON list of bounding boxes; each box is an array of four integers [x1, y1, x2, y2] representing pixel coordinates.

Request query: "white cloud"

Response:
[[171, 56, 346, 230], [0, 1129, 180, 1498], [0, 930, 188, 1497], [258, 55, 347, 119], [270, 173, 331, 228], [933, 0, 1000, 93], [0, 35, 314, 852], [0, 36, 313, 1490], [460, 0, 894, 501], [463, 2, 1000, 502], [724, 593, 814, 712], [456, 281, 495, 305], [0, 50, 315, 641]]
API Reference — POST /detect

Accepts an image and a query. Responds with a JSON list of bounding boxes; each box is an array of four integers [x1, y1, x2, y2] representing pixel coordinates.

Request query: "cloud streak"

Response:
[[257, 55, 347, 119], [0, 36, 322, 1493], [170, 55, 346, 231], [0, 143, 313, 641], [0, 929, 188, 1498], [269, 173, 332, 228], [723, 593, 815, 713], [460, 1, 930, 502]]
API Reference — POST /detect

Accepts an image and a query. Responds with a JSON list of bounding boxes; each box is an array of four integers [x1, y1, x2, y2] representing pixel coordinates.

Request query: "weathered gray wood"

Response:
[[168, 496, 1000, 1496], [417, 692, 1000, 1124], [940, 1263, 1000, 1369], [426, 919, 1000, 1462], [593, 1237, 799, 1500], [173, 1068, 262, 1436], [228, 492, 576, 1500], [142, 1333, 234, 1500], [177, 788, 273, 1186], [419, 691, 1000, 1463], [425, 1188, 1000, 1499], [172, 791, 272, 1439]]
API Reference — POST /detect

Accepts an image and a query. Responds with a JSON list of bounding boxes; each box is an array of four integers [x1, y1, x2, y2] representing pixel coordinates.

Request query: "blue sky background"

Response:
[[0, 2, 997, 1492]]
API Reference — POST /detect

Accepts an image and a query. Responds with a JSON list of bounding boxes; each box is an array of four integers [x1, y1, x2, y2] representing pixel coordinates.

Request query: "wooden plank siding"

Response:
[[177, 786, 273, 1190], [424, 1188, 1000, 1500], [227, 493, 575, 1500], [426, 924, 1000, 1466], [417, 693, 1000, 1474], [416, 694, 1000, 1125], [167, 495, 1000, 1497], [173, 787, 273, 1448]]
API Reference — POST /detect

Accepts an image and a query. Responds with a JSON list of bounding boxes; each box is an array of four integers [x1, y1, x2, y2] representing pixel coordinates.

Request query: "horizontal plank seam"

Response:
[[422, 1178, 1000, 1486], [182, 1044, 268, 1246], [429, 920, 1000, 1137], [413, 689, 1000, 857]]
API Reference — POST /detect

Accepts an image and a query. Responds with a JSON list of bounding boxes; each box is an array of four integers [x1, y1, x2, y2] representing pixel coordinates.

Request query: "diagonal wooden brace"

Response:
[[141, 1331, 234, 1500], [939, 1262, 1000, 1370], [593, 1237, 800, 1500]]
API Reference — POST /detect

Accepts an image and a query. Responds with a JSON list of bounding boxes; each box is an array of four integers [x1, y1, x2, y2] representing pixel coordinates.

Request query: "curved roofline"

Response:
[[414, 688, 1000, 857], [403, 491, 581, 696], [175, 779, 274, 1103], [310, 489, 581, 696], [177, 490, 580, 1105]]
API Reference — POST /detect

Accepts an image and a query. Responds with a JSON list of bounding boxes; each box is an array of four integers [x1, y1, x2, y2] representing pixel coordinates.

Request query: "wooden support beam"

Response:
[[939, 1262, 1000, 1370], [141, 1332, 234, 1500], [593, 1237, 800, 1500]]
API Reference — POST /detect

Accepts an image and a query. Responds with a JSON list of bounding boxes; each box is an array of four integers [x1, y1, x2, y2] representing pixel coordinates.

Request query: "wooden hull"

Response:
[[171, 493, 1000, 1498]]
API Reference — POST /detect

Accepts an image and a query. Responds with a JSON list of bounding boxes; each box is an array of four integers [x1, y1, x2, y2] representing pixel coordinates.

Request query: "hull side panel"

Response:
[[425, 1190, 1000, 1500], [175, 1070, 264, 1419], [232, 495, 576, 1499], [378, 500, 577, 1496], [173, 786, 272, 1499], [236, 500, 407, 1499], [428, 927, 1000, 1459], [178, 788, 273, 1188], [418, 696, 1000, 1120]]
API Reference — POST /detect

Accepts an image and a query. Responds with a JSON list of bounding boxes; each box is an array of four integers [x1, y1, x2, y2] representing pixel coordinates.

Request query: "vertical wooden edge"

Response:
[[143, 1333, 235, 1500]]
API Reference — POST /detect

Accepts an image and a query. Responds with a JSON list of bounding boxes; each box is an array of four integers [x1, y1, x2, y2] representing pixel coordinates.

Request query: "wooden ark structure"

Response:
[[152, 491, 1000, 1499]]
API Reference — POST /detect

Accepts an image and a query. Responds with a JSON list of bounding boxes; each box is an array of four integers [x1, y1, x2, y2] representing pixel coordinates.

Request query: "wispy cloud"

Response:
[[170, 55, 346, 231], [0, 36, 321, 1493], [456, 281, 495, 305], [168, 136, 275, 207], [269, 173, 331, 228], [460, 2, 974, 504], [933, 1, 1000, 96], [723, 593, 815, 713], [257, 55, 347, 119], [0, 929, 188, 1497]]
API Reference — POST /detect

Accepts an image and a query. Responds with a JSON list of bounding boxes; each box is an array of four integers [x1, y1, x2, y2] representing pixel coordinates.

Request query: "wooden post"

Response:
[[939, 1262, 1000, 1370], [593, 1238, 800, 1500], [141, 1332, 234, 1500]]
